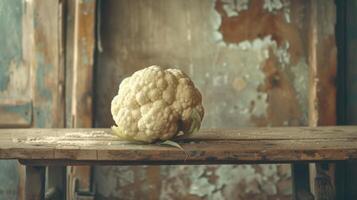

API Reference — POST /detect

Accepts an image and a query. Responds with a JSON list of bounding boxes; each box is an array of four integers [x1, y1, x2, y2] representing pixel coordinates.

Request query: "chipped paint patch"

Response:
[[94, 166, 148, 199], [263, 0, 283, 12], [291, 58, 309, 122], [211, 3, 289, 127], [221, 0, 249, 17], [275, 41, 290, 68], [263, 0, 291, 23], [203, 33, 282, 126], [159, 165, 287, 199]]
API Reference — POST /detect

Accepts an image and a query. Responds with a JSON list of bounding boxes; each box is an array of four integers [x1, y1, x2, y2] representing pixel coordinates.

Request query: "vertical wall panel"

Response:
[[0, 0, 25, 199]]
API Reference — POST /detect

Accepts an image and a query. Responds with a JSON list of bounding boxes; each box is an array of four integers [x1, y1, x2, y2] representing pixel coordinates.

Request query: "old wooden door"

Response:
[[0, 0, 67, 199], [0, 1, 33, 199]]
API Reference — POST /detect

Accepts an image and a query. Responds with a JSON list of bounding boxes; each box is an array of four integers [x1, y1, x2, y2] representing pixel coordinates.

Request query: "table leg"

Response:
[[292, 163, 314, 200], [47, 166, 66, 200], [25, 166, 46, 200]]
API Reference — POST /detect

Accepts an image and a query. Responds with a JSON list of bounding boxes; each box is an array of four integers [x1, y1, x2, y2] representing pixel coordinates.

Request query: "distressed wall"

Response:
[[0, 0, 24, 199], [93, 0, 335, 199]]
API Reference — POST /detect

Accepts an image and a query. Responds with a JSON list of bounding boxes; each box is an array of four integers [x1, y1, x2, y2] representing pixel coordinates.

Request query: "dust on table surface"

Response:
[[12, 130, 119, 146]]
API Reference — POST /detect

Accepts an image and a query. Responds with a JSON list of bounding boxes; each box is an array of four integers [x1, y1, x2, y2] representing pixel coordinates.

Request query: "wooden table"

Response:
[[1, 126, 357, 199]]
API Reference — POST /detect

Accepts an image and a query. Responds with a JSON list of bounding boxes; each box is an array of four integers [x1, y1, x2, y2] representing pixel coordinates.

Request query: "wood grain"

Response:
[[67, 0, 96, 198], [0, 127, 355, 165], [307, 1, 337, 199], [71, 0, 95, 128]]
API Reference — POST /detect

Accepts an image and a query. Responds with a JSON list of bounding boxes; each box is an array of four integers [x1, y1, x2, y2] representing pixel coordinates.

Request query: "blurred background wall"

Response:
[[93, 0, 334, 199]]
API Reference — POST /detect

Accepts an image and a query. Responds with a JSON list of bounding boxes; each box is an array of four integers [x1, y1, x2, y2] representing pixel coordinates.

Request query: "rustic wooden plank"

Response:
[[3, 127, 357, 141], [30, 0, 65, 128], [27, 2, 67, 195], [71, 0, 95, 128], [0, 127, 355, 164], [306, 0, 337, 199], [17, 160, 340, 166], [26, 166, 45, 200], [64, 0, 76, 129], [291, 0, 338, 199], [67, 0, 96, 198], [292, 0, 316, 198]]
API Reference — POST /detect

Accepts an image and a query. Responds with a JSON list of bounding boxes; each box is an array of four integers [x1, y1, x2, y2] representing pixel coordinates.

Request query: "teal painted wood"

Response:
[[0, 160, 19, 200], [0, 0, 32, 128], [0, 101, 32, 127], [0, 0, 22, 93], [0, 0, 25, 199], [30, 1, 67, 199], [0, 0, 66, 198], [31, 0, 65, 128]]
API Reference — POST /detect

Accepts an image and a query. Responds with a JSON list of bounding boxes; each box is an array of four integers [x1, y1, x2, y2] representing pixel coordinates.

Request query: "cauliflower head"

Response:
[[111, 65, 204, 143]]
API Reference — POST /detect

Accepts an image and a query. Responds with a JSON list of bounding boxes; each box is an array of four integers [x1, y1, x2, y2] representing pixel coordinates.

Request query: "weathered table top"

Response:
[[1, 126, 357, 165]]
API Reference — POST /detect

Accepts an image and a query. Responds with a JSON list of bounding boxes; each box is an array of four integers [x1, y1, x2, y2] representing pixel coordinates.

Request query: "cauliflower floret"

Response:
[[111, 65, 204, 143]]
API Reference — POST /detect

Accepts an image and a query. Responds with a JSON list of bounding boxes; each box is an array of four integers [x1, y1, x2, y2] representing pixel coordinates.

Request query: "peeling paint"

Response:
[[275, 41, 290, 68], [221, 0, 249, 17], [159, 164, 289, 199], [263, 0, 283, 12], [263, 0, 291, 23], [94, 166, 147, 199], [291, 58, 309, 122], [203, 33, 277, 126]]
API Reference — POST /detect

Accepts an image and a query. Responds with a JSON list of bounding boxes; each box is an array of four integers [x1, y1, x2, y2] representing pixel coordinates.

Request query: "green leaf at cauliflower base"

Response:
[[159, 140, 189, 160], [186, 108, 202, 135]]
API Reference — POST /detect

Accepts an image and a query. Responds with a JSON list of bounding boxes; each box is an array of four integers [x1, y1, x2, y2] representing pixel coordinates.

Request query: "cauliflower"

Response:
[[111, 65, 204, 143]]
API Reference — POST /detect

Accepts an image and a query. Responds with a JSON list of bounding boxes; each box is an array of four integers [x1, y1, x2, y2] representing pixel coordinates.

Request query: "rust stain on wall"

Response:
[[215, 0, 310, 126]]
